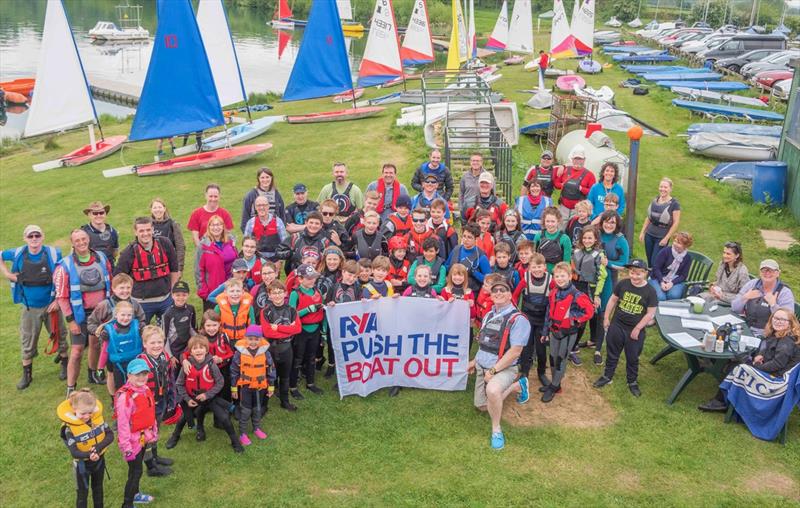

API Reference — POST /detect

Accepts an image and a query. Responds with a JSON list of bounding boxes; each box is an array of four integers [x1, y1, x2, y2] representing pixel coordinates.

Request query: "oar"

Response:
[[102, 165, 136, 178]]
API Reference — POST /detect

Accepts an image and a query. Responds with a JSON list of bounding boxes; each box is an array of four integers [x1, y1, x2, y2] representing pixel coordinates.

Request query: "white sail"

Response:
[[507, 0, 533, 54], [468, 0, 476, 58], [572, 0, 595, 52], [358, 0, 402, 86], [337, 0, 353, 20], [400, 0, 434, 64], [550, 0, 571, 53], [486, 0, 509, 50], [571, 0, 580, 32], [24, 0, 96, 138], [196, 0, 247, 108]]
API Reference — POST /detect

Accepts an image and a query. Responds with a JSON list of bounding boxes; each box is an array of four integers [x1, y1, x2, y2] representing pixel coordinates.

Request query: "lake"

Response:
[[0, 0, 367, 140]]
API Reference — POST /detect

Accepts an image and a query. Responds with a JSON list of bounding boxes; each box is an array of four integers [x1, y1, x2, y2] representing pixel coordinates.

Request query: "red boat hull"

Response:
[[63, 135, 128, 166], [332, 88, 364, 103], [1, 78, 35, 96], [286, 107, 385, 124], [135, 143, 272, 177]]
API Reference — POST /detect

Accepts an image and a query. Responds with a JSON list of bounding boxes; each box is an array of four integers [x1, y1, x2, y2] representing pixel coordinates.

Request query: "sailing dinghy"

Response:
[[270, 0, 295, 29], [358, 0, 403, 87], [29, 0, 126, 172], [400, 0, 434, 66], [485, 0, 509, 51], [103, 0, 270, 178], [506, 0, 533, 54]]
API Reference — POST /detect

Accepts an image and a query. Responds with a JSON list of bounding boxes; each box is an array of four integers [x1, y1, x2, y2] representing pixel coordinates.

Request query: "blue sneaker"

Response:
[[133, 493, 154, 504], [516, 376, 530, 404], [490, 431, 505, 450]]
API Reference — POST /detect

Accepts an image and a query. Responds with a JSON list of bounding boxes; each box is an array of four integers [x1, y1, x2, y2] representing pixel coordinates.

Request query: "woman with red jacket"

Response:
[[260, 280, 302, 412], [553, 146, 596, 225], [197, 215, 237, 310]]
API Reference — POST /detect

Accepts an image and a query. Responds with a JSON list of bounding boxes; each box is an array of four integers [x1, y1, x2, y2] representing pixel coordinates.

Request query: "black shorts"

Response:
[[70, 321, 90, 347]]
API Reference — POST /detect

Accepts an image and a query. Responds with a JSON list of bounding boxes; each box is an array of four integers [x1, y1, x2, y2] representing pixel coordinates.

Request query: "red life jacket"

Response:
[[130, 239, 171, 282], [217, 293, 253, 342], [293, 288, 323, 324], [248, 257, 263, 286], [547, 285, 593, 331], [252, 216, 280, 255], [388, 213, 413, 239], [388, 258, 410, 284], [116, 385, 156, 433], [184, 361, 216, 397], [408, 228, 434, 256], [376, 178, 401, 214], [207, 332, 235, 365], [138, 353, 170, 399]]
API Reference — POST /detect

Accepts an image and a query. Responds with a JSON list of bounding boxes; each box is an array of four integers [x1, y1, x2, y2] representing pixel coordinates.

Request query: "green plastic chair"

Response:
[[795, 303, 800, 322], [681, 250, 715, 297]]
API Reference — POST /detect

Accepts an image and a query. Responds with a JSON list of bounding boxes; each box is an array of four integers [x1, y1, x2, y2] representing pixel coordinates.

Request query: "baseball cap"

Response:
[[23, 225, 43, 237], [569, 145, 586, 159], [245, 325, 263, 338], [625, 258, 650, 271], [126, 358, 150, 375], [232, 259, 249, 272], [293, 183, 307, 193], [490, 278, 511, 291], [541, 150, 554, 159], [760, 259, 780, 271], [172, 281, 190, 293], [478, 172, 494, 184], [396, 195, 412, 209], [423, 174, 438, 183], [296, 264, 320, 279], [300, 246, 321, 260]]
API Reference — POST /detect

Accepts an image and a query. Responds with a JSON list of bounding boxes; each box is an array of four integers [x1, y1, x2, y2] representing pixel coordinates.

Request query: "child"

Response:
[[250, 261, 278, 323], [207, 259, 252, 304], [162, 281, 197, 372], [446, 223, 491, 293], [429, 198, 458, 260], [592, 193, 621, 226], [533, 207, 572, 273], [403, 264, 439, 298], [515, 240, 534, 280], [474, 210, 496, 266], [238, 236, 264, 288], [323, 260, 361, 379], [357, 258, 373, 286], [261, 280, 301, 411], [115, 359, 159, 506], [316, 246, 344, 371], [58, 388, 114, 508], [166, 336, 243, 453], [407, 237, 447, 293], [136, 326, 174, 477], [565, 200, 593, 248], [571, 227, 607, 366], [87, 273, 145, 385], [387, 236, 411, 293], [492, 243, 520, 289], [285, 247, 321, 294], [351, 211, 386, 261], [98, 301, 145, 394], [196, 310, 235, 410], [362, 256, 395, 298], [289, 264, 325, 398], [407, 208, 434, 259], [593, 259, 658, 398], [231, 325, 276, 445], [494, 209, 524, 263], [381, 195, 413, 241], [215, 278, 256, 343], [540, 262, 594, 403], [474, 274, 503, 329], [440, 263, 476, 312], [513, 253, 552, 387]]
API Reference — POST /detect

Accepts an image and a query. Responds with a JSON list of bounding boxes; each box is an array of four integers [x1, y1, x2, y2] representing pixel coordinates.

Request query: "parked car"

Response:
[[741, 50, 799, 78], [715, 49, 775, 73], [691, 35, 735, 56], [753, 69, 793, 88], [772, 78, 794, 100], [701, 34, 787, 65]]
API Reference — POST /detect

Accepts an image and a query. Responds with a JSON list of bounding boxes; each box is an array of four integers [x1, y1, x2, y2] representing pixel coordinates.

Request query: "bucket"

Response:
[[751, 161, 787, 205]]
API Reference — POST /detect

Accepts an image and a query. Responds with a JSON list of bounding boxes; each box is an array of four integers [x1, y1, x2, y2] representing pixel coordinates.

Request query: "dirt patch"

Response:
[[743, 471, 799, 501], [614, 471, 643, 492], [502, 368, 617, 428]]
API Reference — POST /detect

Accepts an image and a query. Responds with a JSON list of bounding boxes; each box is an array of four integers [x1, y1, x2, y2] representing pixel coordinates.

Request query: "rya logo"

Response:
[[339, 313, 377, 338]]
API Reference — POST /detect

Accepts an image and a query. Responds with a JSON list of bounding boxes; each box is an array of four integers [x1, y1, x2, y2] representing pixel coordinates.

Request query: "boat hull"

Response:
[[64, 135, 127, 166], [0, 78, 35, 96], [332, 88, 365, 103], [135, 144, 272, 177], [200, 116, 282, 151], [286, 107, 385, 124]]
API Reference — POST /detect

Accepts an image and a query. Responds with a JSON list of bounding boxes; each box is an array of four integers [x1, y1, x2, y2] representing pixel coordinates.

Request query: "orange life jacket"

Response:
[[217, 292, 253, 342], [234, 339, 270, 390]]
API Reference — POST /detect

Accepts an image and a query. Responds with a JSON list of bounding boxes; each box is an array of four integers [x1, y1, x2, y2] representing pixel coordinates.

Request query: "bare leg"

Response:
[[67, 344, 84, 387], [87, 335, 100, 370]]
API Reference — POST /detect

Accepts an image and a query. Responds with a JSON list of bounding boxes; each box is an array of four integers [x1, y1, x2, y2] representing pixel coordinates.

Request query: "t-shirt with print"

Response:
[[611, 279, 658, 328]]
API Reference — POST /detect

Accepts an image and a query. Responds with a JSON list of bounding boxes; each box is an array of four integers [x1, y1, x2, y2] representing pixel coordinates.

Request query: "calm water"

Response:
[[0, 0, 366, 140]]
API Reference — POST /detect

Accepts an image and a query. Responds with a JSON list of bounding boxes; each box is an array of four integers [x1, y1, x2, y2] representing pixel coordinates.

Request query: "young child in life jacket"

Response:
[[189, 309, 236, 415], [58, 388, 114, 508], [408, 236, 447, 293], [136, 325, 175, 477], [322, 259, 360, 380], [316, 247, 344, 373], [231, 325, 276, 446], [357, 258, 373, 287], [540, 262, 594, 403], [571, 227, 607, 366], [474, 210, 496, 267], [407, 208, 433, 259], [114, 359, 159, 507], [387, 236, 411, 294], [214, 277, 256, 344], [441, 263, 476, 315], [381, 194, 413, 242], [97, 301, 144, 395], [285, 246, 321, 295], [446, 223, 491, 293], [87, 273, 146, 386], [162, 280, 196, 372], [429, 198, 458, 261], [362, 256, 398, 299], [167, 336, 244, 453], [474, 274, 504, 330], [514, 240, 535, 281], [565, 200, 593, 249], [250, 260, 279, 324], [289, 264, 325, 398], [492, 243, 520, 289], [207, 258, 251, 305], [512, 253, 553, 387], [238, 236, 264, 288], [402, 264, 441, 299], [533, 207, 573, 273], [261, 280, 302, 411]]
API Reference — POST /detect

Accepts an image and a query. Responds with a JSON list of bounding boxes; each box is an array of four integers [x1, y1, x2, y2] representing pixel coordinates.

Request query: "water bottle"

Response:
[[729, 325, 741, 353], [703, 331, 716, 352]]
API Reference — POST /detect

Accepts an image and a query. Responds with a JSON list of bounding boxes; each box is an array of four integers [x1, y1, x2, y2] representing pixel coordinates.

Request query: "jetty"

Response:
[[87, 74, 141, 107]]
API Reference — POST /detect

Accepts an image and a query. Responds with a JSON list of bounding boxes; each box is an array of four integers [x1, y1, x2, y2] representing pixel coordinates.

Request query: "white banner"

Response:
[[326, 298, 471, 398]]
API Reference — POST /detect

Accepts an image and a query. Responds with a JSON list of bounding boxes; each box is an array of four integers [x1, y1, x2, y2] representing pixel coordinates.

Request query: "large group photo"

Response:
[[1, 0, 799, 506]]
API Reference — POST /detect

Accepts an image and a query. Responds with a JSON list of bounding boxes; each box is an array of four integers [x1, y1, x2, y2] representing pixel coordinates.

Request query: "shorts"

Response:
[[70, 321, 90, 347], [473, 363, 519, 408]]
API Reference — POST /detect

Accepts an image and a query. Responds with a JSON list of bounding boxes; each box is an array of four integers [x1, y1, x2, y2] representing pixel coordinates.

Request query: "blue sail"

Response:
[[283, 0, 352, 102], [129, 0, 224, 142]]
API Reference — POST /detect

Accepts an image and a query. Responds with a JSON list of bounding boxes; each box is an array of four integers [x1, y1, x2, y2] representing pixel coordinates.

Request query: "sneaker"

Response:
[[538, 384, 551, 393], [95, 369, 107, 384], [593, 376, 612, 388], [490, 431, 505, 450], [594, 352, 604, 366], [388, 386, 401, 397], [146, 464, 172, 477], [290, 388, 304, 400], [516, 377, 530, 404], [280, 400, 297, 412], [306, 384, 324, 395], [196, 428, 206, 442], [154, 455, 173, 466], [239, 434, 252, 446], [232, 442, 244, 454], [698, 398, 727, 412], [568, 352, 582, 366], [541, 385, 561, 403], [66, 385, 76, 398], [628, 382, 642, 397], [324, 365, 336, 378], [254, 428, 268, 440], [133, 493, 154, 504]]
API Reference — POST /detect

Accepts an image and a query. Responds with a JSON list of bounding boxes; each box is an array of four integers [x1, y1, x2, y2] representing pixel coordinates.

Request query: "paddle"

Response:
[[102, 165, 136, 178]]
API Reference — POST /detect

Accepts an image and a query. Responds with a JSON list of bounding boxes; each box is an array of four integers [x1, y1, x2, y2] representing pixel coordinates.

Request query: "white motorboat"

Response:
[[88, 21, 149, 41]]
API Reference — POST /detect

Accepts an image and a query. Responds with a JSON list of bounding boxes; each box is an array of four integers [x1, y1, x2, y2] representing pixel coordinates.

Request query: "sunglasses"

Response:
[[541, 156, 552, 160], [490, 287, 510, 294], [321, 212, 335, 217], [412, 218, 427, 223], [26, 233, 42, 239], [91, 211, 106, 216]]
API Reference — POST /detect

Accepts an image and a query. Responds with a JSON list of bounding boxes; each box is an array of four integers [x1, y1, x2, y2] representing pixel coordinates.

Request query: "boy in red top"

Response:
[[288, 264, 325, 399], [429, 199, 458, 260], [387, 236, 411, 294], [474, 210, 496, 266], [474, 274, 503, 330], [260, 280, 302, 411], [284, 247, 321, 295], [407, 208, 434, 259], [515, 240, 535, 280], [553, 146, 596, 225]]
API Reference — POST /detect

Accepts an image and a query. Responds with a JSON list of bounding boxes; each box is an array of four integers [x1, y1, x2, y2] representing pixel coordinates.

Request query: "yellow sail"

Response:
[[446, 0, 465, 70]]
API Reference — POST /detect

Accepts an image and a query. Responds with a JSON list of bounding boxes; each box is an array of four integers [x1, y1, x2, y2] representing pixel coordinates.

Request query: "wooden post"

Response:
[[625, 126, 644, 249]]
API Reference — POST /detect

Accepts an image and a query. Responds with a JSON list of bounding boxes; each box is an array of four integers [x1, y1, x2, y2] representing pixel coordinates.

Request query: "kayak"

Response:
[[657, 81, 749, 91], [641, 72, 722, 81], [103, 143, 272, 178], [173, 116, 282, 156], [286, 106, 385, 124], [687, 123, 782, 137], [556, 75, 586, 92], [672, 99, 784, 122], [33, 135, 127, 172], [333, 88, 364, 103], [0, 78, 35, 96]]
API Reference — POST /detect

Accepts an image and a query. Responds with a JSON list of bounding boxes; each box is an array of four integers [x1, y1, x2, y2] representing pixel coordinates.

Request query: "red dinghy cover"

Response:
[[135, 143, 271, 177]]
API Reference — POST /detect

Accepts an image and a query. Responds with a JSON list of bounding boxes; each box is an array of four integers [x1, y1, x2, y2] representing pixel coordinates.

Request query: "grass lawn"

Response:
[[1, 20, 799, 507]]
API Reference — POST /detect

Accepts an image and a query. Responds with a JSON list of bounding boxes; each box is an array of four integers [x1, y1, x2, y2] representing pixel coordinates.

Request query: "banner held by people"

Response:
[[326, 298, 470, 398]]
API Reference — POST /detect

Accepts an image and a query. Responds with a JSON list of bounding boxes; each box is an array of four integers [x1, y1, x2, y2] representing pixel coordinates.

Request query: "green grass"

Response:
[[1, 25, 799, 508]]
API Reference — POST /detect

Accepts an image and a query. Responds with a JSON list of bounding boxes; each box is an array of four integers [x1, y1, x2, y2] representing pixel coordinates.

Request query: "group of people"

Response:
[[3, 149, 800, 506]]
